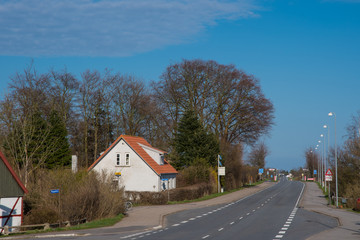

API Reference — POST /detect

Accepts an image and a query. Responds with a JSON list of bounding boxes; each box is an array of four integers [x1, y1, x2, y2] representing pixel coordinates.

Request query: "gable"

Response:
[[88, 135, 177, 175], [0, 152, 28, 198]]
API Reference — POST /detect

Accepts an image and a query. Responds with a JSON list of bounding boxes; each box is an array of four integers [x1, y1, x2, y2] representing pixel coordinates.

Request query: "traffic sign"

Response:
[[50, 189, 59, 194], [325, 169, 333, 176], [325, 168, 333, 181], [115, 172, 121, 176], [259, 168, 264, 174], [314, 170, 317, 175]]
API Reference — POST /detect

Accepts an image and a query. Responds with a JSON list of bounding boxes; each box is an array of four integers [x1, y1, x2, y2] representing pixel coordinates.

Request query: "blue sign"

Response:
[[314, 170, 317, 175], [50, 189, 59, 194], [259, 168, 264, 174]]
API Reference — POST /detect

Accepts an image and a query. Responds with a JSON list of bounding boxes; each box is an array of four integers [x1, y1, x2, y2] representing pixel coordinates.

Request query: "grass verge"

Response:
[[0, 214, 124, 237]]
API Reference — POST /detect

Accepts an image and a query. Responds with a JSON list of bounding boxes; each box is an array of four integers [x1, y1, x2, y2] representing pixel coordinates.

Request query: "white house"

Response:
[[0, 151, 28, 233], [88, 135, 177, 192]]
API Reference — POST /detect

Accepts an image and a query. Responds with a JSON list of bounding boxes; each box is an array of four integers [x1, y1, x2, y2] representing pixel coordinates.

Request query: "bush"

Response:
[[24, 169, 125, 225], [169, 184, 213, 201]]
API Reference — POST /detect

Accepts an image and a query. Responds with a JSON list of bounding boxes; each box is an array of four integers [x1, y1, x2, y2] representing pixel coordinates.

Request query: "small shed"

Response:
[[0, 151, 28, 233]]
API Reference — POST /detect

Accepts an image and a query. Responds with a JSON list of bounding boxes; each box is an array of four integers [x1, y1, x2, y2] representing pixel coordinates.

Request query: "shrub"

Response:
[[24, 169, 125, 225]]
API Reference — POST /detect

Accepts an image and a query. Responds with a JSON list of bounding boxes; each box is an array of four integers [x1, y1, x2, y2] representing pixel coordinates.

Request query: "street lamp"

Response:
[[328, 112, 338, 207], [320, 134, 326, 192]]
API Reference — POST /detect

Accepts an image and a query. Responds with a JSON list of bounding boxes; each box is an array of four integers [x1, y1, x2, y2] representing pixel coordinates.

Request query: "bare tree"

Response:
[[152, 59, 274, 145], [248, 142, 269, 169], [305, 147, 318, 177]]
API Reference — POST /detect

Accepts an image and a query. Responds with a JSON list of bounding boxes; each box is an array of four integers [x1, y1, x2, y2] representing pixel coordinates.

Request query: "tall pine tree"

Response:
[[46, 110, 71, 168], [172, 107, 219, 169]]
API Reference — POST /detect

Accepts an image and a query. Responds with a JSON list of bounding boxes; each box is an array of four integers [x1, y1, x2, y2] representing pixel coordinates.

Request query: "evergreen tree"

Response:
[[172, 108, 219, 169], [46, 110, 71, 168]]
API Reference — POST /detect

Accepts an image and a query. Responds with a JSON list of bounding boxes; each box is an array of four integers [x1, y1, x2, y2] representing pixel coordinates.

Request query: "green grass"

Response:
[[0, 214, 124, 237]]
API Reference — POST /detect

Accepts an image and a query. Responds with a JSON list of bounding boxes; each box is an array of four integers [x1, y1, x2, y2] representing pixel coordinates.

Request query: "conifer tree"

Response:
[[46, 110, 71, 168], [172, 107, 219, 169]]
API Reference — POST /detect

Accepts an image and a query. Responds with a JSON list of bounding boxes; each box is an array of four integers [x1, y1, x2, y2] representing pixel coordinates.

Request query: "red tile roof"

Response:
[[88, 135, 177, 175], [0, 151, 28, 194]]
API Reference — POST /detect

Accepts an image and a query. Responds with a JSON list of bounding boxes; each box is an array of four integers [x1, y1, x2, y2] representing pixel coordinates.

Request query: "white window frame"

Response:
[[125, 153, 130, 166], [116, 153, 120, 166]]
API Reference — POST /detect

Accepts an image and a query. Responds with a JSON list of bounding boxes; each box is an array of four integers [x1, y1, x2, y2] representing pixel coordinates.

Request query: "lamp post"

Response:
[[324, 124, 330, 198], [328, 112, 338, 207], [320, 134, 326, 192], [318, 140, 323, 187], [316, 144, 321, 185]]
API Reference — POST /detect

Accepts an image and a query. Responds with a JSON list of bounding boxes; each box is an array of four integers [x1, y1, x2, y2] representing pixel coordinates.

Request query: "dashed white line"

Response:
[[202, 235, 210, 239], [230, 221, 235, 225], [218, 228, 224, 231]]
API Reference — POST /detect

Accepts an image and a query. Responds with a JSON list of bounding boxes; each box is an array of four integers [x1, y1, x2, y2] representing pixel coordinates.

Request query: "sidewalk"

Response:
[[110, 181, 275, 232], [301, 182, 360, 239]]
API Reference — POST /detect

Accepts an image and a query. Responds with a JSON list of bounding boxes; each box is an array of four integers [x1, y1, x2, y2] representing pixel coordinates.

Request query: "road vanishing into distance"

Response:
[[25, 177, 338, 240]]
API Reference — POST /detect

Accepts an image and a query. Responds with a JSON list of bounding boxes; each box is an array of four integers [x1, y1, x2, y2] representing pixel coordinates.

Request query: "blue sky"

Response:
[[1, 0, 359, 170]]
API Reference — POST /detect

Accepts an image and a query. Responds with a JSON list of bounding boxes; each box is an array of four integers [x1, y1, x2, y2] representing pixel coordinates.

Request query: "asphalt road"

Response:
[[17, 178, 337, 240], [118, 177, 337, 240]]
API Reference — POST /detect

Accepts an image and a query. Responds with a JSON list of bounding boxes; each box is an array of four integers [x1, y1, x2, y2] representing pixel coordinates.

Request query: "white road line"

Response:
[[218, 228, 224, 231], [230, 221, 235, 225], [189, 218, 196, 220], [281, 228, 288, 230], [275, 235, 283, 238], [239, 217, 243, 220], [181, 220, 188, 223], [246, 213, 250, 215], [279, 231, 286, 234], [172, 223, 180, 226], [202, 235, 210, 239]]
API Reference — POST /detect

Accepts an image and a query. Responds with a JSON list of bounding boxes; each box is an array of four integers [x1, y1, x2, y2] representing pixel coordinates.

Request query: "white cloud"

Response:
[[0, 0, 259, 57]]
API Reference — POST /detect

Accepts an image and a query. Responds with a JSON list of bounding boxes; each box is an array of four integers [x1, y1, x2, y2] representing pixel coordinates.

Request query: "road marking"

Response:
[[181, 220, 188, 223], [218, 228, 224, 231], [172, 223, 180, 226], [202, 235, 210, 239], [239, 217, 243, 220], [189, 218, 196, 220], [272, 182, 305, 240], [230, 221, 235, 225]]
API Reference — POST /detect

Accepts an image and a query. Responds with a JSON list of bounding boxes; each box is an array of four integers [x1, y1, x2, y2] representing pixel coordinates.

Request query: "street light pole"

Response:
[[329, 112, 338, 207], [321, 134, 326, 192]]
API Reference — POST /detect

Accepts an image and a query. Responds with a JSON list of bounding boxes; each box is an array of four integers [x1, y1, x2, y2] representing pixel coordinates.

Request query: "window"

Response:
[[116, 153, 120, 166], [125, 153, 130, 166]]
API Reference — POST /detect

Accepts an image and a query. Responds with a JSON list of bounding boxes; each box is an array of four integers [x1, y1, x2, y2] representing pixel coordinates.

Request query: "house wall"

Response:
[[92, 139, 161, 192], [0, 197, 23, 232]]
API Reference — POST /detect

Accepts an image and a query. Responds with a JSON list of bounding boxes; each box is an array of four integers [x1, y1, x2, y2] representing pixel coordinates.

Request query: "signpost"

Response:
[[325, 169, 333, 205], [50, 189, 61, 222], [325, 169, 333, 182]]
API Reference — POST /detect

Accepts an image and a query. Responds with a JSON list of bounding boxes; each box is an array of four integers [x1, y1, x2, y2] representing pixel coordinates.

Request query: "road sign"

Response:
[[325, 168, 333, 181], [50, 189, 59, 194], [314, 170, 317, 175], [325, 169, 333, 176], [115, 172, 121, 176], [259, 168, 264, 174], [218, 167, 225, 176]]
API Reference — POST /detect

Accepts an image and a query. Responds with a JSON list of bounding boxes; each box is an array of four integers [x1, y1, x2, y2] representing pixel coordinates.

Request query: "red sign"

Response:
[[325, 169, 333, 176]]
